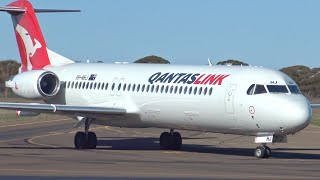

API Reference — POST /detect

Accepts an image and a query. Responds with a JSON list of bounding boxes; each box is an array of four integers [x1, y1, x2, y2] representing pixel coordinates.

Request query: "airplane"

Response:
[[0, 0, 312, 158]]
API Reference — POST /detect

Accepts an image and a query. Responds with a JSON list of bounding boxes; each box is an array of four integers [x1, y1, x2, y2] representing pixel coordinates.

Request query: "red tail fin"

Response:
[[7, 0, 50, 72]]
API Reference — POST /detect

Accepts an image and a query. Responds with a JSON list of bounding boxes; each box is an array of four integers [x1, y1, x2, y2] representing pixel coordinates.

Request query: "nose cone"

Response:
[[285, 98, 312, 134]]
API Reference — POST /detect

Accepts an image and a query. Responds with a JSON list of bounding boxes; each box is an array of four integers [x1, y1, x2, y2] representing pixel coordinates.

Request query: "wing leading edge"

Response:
[[0, 102, 126, 116]]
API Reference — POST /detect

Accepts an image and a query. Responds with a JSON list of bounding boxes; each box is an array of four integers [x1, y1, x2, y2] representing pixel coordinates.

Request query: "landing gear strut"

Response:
[[74, 118, 97, 149], [159, 129, 182, 150], [254, 144, 271, 158]]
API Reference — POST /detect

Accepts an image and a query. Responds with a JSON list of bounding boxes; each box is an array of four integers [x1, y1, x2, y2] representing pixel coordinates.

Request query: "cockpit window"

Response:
[[247, 84, 255, 95], [288, 85, 301, 94], [254, 85, 267, 94], [267, 85, 289, 93]]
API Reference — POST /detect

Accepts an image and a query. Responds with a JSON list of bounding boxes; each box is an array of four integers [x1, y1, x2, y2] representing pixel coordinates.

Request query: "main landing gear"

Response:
[[254, 144, 271, 158], [74, 118, 97, 149], [159, 129, 182, 150]]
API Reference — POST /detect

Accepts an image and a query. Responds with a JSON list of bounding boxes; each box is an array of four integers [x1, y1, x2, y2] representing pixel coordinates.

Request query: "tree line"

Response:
[[0, 57, 318, 99]]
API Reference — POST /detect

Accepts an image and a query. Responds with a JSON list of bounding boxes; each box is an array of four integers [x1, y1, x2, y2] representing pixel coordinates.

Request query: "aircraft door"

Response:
[[225, 84, 237, 114]]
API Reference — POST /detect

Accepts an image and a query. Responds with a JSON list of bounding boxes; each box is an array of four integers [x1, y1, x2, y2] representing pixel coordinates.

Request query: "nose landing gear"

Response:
[[254, 144, 271, 158]]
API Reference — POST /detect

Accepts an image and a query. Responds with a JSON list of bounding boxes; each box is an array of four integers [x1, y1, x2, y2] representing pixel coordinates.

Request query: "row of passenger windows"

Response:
[[247, 84, 301, 95], [66, 81, 214, 96]]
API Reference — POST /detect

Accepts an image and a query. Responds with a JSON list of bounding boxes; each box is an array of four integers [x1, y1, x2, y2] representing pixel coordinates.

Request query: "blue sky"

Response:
[[0, 0, 320, 69]]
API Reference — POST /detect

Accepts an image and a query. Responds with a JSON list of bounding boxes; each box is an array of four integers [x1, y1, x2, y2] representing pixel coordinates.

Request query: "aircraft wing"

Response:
[[0, 102, 126, 116], [311, 104, 320, 108]]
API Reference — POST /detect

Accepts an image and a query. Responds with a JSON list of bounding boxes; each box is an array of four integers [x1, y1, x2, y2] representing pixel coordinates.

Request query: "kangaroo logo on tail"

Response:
[[1, 0, 77, 72], [30, 37, 42, 57], [16, 24, 42, 58]]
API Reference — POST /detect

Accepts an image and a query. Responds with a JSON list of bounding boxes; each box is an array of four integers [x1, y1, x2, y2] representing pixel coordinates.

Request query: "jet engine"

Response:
[[6, 70, 60, 99]]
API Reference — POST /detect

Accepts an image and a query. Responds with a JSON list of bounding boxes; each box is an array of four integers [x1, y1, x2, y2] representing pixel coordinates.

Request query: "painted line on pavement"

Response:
[[27, 127, 106, 148], [0, 118, 72, 128]]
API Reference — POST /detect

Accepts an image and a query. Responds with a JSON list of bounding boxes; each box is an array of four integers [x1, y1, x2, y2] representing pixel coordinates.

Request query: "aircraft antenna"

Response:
[[208, 58, 213, 67]]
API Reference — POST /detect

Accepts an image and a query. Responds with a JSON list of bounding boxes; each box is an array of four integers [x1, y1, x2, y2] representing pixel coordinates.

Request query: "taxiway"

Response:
[[0, 116, 319, 179]]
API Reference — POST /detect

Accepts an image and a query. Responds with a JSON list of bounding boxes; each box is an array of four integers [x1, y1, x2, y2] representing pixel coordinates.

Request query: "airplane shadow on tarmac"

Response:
[[0, 136, 320, 160], [96, 137, 320, 160]]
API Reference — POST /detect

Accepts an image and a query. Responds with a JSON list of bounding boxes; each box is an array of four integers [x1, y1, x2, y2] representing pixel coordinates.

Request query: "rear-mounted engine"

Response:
[[6, 70, 60, 99]]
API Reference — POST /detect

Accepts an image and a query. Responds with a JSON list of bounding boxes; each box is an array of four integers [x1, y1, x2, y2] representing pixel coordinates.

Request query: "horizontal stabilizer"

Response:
[[0, 6, 26, 12], [0, 6, 80, 13], [34, 9, 81, 13]]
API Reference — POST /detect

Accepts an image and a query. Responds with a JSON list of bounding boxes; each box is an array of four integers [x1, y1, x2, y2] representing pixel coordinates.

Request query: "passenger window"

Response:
[[193, 87, 197, 95], [174, 86, 178, 94], [199, 87, 202, 95], [189, 87, 192, 94], [165, 85, 169, 93], [209, 87, 213, 95], [118, 83, 122, 91], [247, 84, 255, 95], [146, 85, 150, 92], [112, 83, 115, 90], [137, 84, 140, 92], [75, 82, 78, 89], [71, 82, 74, 89], [67, 81, 70, 88], [170, 86, 174, 94], [97, 83, 101, 90], [254, 85, 267, 94], [179, 86, 183, 94], [101, 83, 105, 90], [156, 85, 159, 93], [90, 82, 93, 89], [82, 82, 85, 89], [123, 84, 127, 91], [203, 87, 208, 95], [142, 84, 145, 92], [151, 85, 155, 92], [105, 83, 108, 90], [132, 84, 136, 91], [86, 82, 89, 89], [161, 85, 164, 93], [78, 82, 82, 89], [128, 84, 131, 91]]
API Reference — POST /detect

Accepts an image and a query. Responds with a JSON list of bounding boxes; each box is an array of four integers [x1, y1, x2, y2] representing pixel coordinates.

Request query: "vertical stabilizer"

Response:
[[1, 0, 75, 72]]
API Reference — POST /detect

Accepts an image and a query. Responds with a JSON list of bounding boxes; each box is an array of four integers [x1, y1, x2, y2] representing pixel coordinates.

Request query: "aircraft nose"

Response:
[[285, 99, 312, 133]]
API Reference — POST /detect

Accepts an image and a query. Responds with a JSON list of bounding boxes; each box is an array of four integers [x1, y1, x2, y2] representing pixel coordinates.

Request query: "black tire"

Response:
[[171, 132, 182, 150], [254, 146, 265, 158], [88, 132, 97, 149], [264, 146, 272, 158], [74, 131, 86, 149], [160, 132, 171, 150]]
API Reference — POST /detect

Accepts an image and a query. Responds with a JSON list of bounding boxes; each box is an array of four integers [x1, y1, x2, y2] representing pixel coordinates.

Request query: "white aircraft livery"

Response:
[[0, 0, 313, 158]]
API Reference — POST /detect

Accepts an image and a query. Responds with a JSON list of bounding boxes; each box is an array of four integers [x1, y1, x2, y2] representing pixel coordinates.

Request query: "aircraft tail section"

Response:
[[0, 0, 77, 72]]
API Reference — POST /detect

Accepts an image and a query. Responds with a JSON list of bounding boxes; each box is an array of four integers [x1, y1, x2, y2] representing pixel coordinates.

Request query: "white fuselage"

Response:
[[42, 63, 312, 136]]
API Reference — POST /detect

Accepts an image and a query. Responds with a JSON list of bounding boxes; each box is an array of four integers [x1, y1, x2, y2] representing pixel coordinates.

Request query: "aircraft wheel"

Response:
[[88, 132, 97, 149], [74, 131, 86, 149], [171, 132, 182, 150], [254, 146, 265, 158], [160, 132, 171, 150], [263, 146, 272, 158]]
